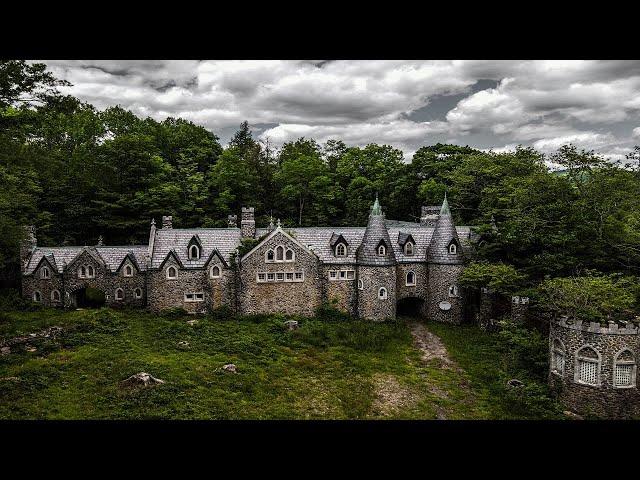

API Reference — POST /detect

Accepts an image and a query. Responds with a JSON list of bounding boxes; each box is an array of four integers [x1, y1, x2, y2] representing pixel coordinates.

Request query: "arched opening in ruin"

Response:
[[397, 297, 424, 318], [73, 286, 106, 308]]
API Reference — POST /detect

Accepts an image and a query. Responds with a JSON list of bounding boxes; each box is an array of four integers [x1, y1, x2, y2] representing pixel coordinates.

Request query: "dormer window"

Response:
[[377, 244, 386, 256], [167, 266, 177, 279], [41, 266, 50, 279], [210, 265, 221, 278], [336, 243, 347, 257], [404, 242, 414, 256], [448, 243, 457, 254], [189, 244, 201, 260], [285, 249, 294, 261], [124, 265, 133, 277]]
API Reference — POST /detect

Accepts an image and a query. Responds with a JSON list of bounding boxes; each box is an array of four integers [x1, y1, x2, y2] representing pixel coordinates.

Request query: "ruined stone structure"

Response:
[[549, 317, 640, 418], [21, 197, 471, 322]]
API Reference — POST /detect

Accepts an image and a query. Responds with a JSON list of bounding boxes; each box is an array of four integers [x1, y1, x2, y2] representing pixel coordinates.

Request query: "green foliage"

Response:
[[459, 261, 527, 294], [536, 272, 639, 323]]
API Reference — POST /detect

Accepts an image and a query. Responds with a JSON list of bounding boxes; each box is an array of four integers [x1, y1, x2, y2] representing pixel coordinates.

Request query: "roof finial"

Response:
[[371, 194, 382, 216], [97, 235, 104, 246], [151, 218, 156, 226], [440, 192, 451, 216], [277, 218, 281, 228]]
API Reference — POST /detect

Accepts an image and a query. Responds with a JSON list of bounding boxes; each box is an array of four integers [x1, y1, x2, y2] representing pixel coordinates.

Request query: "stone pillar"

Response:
[[241, 207, 255, 238], [511, 296, 529, 324], [162, 216, 173, 229]]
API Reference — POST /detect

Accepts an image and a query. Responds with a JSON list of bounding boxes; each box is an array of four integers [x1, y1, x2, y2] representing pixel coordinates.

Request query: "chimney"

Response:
[[162, 215, 173, 229], [228, 214, 238, 228], [420, 205, 440, 227], [20, 225, 37, 269], [241, 207, 255, 238], [148, 218, 157, 266]]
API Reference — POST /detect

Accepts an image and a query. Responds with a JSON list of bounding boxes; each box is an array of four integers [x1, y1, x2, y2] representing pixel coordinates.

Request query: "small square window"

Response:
[[339, 271, 347, 279], [294, 272, 303, 281], [267, 273, 275, 281], [276, 272, 285, 281], [346, 270, 355, 280], [286, 272, 294, 281], [329, 271, 337, 279], [257, 273, 266, 282]]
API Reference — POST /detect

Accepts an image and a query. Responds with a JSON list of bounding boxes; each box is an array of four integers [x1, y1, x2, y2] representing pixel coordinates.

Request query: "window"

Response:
[[406, 271, 416, 286], [339, 270, 347, 280], [330, 270, 355, 281], [210, 265, 221, 278], [124, 265, 133, 277], [614, 349, 636, 388], [79, 266, 86, 278], [448, 285, 459, 297], [285, 249, 294, 261], [575, 346, 600, 386], [551, 339, 565, 376], [404, 242, 414, 256], [189, 245, 200, 260], [286, 272, 294, 281], [276, 246, 284, 261], [33, 291, 41, 303], [267, 272, 275, 281], [276, 272, 285, 281], [41, 266, 50, 279], [329, 270, 338, 280], [115, 288, 124, 301], [377, 245, 386, 256], [336, 243, 346, 257], [266, 249, 275, 262], [257, 271, 304, 283], [51, 290, 61, 302], [184, 292, 204, 302], [167, 266, 177, 279], [257, 273, 266, 282], [358, 279, 364, 290], [87, 265, 94, 278], [449, 243, 457, 254], [378, 287, 388, 300], [294, 272, 303, 282], [346, 270, 355, 280], [133, 288, 142, 299]]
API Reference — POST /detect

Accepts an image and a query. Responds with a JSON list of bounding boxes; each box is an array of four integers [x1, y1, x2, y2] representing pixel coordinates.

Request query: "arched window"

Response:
[[449, 243, 457, 254], [41, 266, 50, 279], [167, 266, 177, 279], [448, 285, 459, 297], [358, 279, 364, 290], [406, 271, 416, 286], [378, 287, 388, 300], [189, 244, 200, 260], [551, 339, 565, 376], [87, 265, 94, 278], [115, 288, 124, 300], [614, 349, 636, 388], [33, 291, 41, 303], [51, 290, 61, 302], [285, 249, 294, 261], [336, 243, 346, 257], [266, 249, 275, 262], [210, 265, 221, 278], [575, 346, 600, 386], [276, 245, 284, 261], [79, 266, 86, 278], [134, 288, 142, 299], [377, 245, 386, 256], [404, 242, 414, 256], [124, 265, 133, 277]]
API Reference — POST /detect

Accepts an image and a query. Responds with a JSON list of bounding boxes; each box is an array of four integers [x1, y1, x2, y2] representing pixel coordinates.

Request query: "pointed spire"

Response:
[[151, 218, 156, 226], [371, 194, 383, 216], [97, 235, 104, 246], [440, 192, 451, 216], [428, 193, 463, 265], [277, 218, 281, 228]]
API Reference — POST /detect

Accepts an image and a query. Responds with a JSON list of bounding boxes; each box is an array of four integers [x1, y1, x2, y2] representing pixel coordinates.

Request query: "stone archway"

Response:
[[71, 286, 106, 308], [397, 297, 425, 318]]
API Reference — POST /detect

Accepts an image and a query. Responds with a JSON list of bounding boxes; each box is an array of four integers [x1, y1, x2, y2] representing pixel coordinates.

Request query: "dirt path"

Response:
[[408, 321, 456, 367]]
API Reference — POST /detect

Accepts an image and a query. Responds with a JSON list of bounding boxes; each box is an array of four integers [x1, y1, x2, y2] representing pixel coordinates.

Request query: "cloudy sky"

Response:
[[40, 60, 640, 163]]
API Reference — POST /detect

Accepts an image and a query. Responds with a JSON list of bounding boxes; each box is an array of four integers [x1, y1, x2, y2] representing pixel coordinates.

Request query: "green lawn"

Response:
[[0, 307, 561, 420]]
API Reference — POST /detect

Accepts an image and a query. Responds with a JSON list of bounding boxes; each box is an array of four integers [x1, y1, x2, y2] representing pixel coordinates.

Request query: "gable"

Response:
[[241, 228, 318, 263], [67, 248, 106, 271]]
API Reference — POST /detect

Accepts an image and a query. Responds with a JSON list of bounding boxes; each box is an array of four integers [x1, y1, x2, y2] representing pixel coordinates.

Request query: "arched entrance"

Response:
[[72, 286, 106, 308], [397, 297, 424, 318]]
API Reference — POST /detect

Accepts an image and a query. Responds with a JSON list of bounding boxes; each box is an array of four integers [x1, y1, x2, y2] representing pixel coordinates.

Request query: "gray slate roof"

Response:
[[24, 245, 149, 275], [357, 213, 397, 265], [426, 196, 465, 265], [150, 228, 241, 269]]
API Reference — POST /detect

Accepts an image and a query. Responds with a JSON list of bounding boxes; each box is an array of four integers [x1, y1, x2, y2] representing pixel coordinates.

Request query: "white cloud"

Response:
[[633, 127, 640, 138]]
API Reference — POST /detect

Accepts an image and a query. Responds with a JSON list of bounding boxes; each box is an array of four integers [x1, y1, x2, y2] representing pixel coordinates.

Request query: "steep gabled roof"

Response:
[[202, 248, 228, 268], [427, 194, 464, 265], [356, 198, 396, 266], [157, 249, 184, 270], [397, 232, 416, 247], [151, 228, 241, 269], [329, 232, 349, 248], [241, 226, 318, 262]]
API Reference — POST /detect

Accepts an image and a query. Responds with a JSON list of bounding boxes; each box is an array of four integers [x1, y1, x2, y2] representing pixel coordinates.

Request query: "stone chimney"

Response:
[[20, 225, 37, 269], [147, 218, 157, 267], [241, 207, 255, 238], [228, 214, 238, 228], [420, 205, 440, 227], [162, 216, 173, 229]]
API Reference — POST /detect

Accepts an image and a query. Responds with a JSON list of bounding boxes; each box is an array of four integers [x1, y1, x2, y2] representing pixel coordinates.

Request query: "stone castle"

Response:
[[20, 196, 472, 323]]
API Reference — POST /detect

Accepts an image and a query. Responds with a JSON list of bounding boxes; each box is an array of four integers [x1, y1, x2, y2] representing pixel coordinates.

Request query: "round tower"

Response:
[[356, 196, 397, 321], [426, 194, 465, 324]]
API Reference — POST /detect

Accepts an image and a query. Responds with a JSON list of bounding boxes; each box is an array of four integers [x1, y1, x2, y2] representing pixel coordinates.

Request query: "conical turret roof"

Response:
[[356, 196, 396, 265], [427, 193, 464, 264]]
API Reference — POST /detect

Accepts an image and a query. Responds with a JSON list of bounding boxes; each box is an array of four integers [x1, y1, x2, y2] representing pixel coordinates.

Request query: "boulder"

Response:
[[506, 378, 524, 388], [284, 320, 299, 330], [186, 319, 199, 326], [120, 372, 165, 388], [0, 346, 10, 356], [222, 363, 237, 373], [177, 341, 190, 349], [563, 410, 584, 420], [25, 345, 37, 352]]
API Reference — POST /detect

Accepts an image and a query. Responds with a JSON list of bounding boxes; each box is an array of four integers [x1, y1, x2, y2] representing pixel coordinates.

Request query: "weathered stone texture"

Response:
[[549, 320, 640, 418], [357, 265, 396, 321], [426, 263, 464, 324], [322, 264, 357, 315]]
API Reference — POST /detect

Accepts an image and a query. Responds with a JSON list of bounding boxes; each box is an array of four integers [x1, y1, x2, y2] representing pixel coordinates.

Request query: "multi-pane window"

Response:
[[267, 272, 275, 281], [329, 269, 355, 281], [286, 272, 294, 281], [294, 272, 303, 281], [551, 339, 565, 375], [257, 273, 266, 282], [615, 364, 633, 387], [614, 350, 636, 388], [78, 265, 95, 279], [184, 292, 204, 302], [329, 271, 338, 280], [257, 271, 304, 283], [276, 272, 285, 281], [578, 360, 598, 385], [336, 243, 347, 257], [448, 285, 459, 297]]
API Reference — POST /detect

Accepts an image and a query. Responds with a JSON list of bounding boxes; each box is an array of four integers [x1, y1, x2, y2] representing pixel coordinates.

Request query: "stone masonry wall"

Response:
[[22, 265, 64, 308], [238, 231, 322, 316], [322, 264, 357, 316], [549, 319, 640, 418], [396, 263, 428, 315], [357, 265, 396, 321], [426, 263, 464, 324]]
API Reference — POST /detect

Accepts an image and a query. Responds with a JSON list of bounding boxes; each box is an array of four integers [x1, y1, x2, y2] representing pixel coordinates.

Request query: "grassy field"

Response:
[[0, 307, 561, 420]]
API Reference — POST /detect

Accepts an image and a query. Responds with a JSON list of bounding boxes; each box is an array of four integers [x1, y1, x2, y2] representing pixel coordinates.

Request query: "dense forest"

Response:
[[2, 60, 640, 306]]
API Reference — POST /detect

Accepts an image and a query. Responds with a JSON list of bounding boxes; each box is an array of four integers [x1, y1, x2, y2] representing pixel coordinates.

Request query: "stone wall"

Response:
[[426, 263, 464, 324], [549, 319, 640, 418], [357, 265, 396, 321], [22, 266, 64, 308], [322, 264, 357, 316], [238, 231, 322, 316]]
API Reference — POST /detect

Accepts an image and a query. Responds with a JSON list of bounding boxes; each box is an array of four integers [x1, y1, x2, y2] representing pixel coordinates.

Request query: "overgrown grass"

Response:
[[0, 306, 561, 419]]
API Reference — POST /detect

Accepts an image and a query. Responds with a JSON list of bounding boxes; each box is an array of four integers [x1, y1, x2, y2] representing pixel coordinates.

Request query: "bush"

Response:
[[0, 288, 41, 311], [160, 307, 189, 319], [315, 300, 352, 322]]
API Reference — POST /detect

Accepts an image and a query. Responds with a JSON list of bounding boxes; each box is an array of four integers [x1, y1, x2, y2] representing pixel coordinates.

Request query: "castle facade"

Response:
[[20, 197, 471, 323]]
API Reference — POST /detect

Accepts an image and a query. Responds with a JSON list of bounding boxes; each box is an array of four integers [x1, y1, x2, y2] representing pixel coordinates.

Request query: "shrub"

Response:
[[160, 307, 189, 319]]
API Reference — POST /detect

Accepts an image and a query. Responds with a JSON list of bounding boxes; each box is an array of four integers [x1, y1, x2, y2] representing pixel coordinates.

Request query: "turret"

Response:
[[357, 196, 397, 321], [426, 194, 465, 324]]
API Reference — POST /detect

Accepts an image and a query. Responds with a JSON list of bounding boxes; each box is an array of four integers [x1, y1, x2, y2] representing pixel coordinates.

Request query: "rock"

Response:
[[563, 410, 584, 420], [0, 346, 10, 356], [186, 319, 199, 326], [120, 372, 165, 388], [284, 320, 299, 330], [507, 378, 524, 388], [177, 341, 190, 349], [25, 345, 36, 352], [222, 363, 237, 373], [0, 376, 20, 382]]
